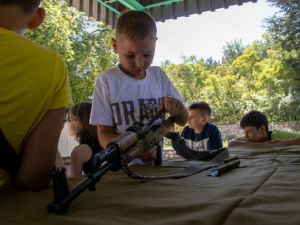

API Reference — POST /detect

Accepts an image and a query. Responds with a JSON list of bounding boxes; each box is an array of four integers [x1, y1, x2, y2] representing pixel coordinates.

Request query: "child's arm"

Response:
[[70, 145, 92, 177], [229, 137, 300, 147], [159, 96, 189, 126], [97, 125, 119, 148], [264, 137, 300, 146], [228, 139, 262, 147], [15, 108, 66, 191]]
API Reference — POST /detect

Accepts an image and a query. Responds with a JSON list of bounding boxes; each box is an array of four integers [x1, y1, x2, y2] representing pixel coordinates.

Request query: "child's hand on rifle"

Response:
[[139, 145, 157, 163], [159, 96, 184, 116], [159, 96, 189, 126]]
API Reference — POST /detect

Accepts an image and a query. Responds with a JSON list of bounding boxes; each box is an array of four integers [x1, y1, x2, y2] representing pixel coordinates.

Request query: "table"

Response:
[[1, 145, 300, 225]]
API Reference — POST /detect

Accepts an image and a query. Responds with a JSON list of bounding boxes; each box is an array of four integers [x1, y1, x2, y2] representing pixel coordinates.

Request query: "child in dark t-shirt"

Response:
[[181, 102, 223, 151]]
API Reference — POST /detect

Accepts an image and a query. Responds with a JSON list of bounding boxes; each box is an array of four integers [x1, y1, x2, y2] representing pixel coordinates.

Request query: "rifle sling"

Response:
[[127, 146, 231, 180], [171, 132, 211, 160]]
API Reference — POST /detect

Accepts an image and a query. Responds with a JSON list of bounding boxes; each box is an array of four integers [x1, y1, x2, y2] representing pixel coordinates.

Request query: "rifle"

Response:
[[47, 109, 175, 215]]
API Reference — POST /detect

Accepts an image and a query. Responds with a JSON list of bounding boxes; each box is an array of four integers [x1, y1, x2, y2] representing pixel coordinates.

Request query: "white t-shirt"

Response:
[[90, 65, 184, 165], [90, 65, 183, 133]]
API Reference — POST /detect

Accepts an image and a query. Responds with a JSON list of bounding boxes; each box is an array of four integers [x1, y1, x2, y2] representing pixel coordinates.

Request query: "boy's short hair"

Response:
[[240, 110, 269, 132], [0, 0, 41, 13], [116, 10, 157, 41], [189, 102, 211, 117]]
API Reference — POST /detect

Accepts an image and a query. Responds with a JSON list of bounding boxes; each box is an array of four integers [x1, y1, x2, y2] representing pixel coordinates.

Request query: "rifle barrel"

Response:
[[47, 161, 116, 214]]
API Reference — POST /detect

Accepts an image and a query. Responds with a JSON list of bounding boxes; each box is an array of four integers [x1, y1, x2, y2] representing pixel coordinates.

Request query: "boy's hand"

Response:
[[159, 96, 185, 116], [139, 146, 157, 162]]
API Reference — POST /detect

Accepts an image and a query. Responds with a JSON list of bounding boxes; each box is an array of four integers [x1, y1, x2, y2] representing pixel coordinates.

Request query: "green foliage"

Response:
[[25, 0, 118, 103], [162, 2, 300, 125], [264, 0, 300, 92], [165, 55, 209, 102], [222, 39, 245, 64], [265, 0, 300, 52]]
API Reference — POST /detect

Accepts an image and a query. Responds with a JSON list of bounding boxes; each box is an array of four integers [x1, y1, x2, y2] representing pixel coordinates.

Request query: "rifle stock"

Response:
[[48, 113, 175, 214]]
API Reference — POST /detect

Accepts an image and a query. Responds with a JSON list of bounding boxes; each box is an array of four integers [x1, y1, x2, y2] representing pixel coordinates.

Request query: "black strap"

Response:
[[122, 145, 233, 180], [120, 132, 238, 180], [143, 148, 230, 179], [0, 129, 20, 177], [171, 132, 227, 160], [171, 132, 208, 160]]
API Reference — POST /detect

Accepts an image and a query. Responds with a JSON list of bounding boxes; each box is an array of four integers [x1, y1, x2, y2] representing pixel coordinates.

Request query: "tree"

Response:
[[265, 0, 300, 52], [164, 55, 209, 102], [202, 57, 220, 72], [222, 39, 246, 64], [264, 0, 300, 91], [203, 72, 245, 123], [25, 0, 118, 103]]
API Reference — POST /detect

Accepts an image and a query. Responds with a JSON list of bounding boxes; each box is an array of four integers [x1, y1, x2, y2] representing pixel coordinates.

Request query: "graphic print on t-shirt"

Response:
[[111, 98, 163, 126], [139, 98, 157, 122]]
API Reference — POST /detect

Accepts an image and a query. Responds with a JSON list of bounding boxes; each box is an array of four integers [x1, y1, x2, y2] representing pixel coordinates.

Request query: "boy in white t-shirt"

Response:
[[90, 10, 188, 164]]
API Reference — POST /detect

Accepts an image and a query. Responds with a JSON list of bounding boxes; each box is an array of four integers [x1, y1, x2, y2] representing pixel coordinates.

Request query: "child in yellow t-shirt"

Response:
[[0, 0, 73, 191]]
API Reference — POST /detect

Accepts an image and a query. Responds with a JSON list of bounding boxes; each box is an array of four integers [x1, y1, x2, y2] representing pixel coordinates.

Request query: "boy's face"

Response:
[[242, 125, 266, 142], [112, 35, 156, 80], [188, 109, 208, 131]]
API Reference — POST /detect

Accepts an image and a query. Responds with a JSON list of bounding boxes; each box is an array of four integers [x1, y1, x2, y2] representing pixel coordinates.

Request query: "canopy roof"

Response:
[[65, 0, 257, 28]]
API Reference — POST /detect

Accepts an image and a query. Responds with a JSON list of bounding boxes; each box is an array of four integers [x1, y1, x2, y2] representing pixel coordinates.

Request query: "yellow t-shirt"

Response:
[[0, 28, 73, 188]]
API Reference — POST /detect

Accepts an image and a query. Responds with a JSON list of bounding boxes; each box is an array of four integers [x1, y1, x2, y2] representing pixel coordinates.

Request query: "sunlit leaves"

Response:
[[163, 35, 299, 124], [25, 0, 118, 103]]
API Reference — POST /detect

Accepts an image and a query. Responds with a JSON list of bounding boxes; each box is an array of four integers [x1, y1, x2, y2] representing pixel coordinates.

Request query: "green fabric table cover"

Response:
[[1, 145, 300, 225]]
